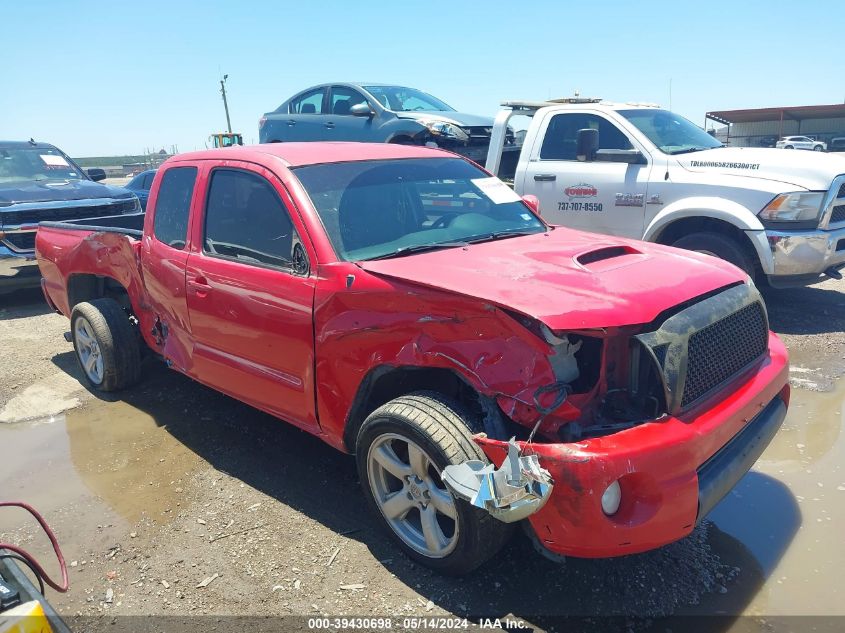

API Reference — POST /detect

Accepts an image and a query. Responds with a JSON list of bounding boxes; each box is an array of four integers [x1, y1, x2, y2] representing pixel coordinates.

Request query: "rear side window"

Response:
[[540, 113, 633, 160], [203, 169, 301, 270], [153, 166, 197, 249], [289, 89, 324, 114]]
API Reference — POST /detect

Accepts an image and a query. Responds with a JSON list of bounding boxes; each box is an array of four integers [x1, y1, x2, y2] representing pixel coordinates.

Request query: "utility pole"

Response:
[[220, 74, 232, 134]]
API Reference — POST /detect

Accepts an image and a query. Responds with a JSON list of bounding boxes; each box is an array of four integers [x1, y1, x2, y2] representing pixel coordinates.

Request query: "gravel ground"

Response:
[[1, 277, 843, 628]]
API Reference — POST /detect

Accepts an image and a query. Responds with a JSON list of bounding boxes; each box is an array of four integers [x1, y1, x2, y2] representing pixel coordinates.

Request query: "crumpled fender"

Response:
[[313, 264, 560, 451]]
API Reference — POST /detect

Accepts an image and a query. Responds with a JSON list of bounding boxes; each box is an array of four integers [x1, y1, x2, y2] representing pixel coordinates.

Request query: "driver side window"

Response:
[[540, 113, 633, 161], [203, 169, 304, 272], [330, 87, 368, 115]]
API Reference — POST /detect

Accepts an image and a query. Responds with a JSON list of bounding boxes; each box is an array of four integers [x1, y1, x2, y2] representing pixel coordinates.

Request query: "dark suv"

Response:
[[0, 140, 142, 293]]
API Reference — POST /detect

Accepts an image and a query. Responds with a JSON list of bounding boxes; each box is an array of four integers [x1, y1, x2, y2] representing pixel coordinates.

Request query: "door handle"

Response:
[[286, 119, 296, 126], [325, 122, 335, 129], [533, 174, 557, 182], [187, 276, 212, 294]]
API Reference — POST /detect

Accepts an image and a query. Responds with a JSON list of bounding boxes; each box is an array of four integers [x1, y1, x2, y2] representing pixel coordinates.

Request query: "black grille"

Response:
[[682, 302, 768, 408], [1, 199, 135, 226], [2, 231, 36, 251], [830, 204, 845, 224], [838, 182, 845, 199]]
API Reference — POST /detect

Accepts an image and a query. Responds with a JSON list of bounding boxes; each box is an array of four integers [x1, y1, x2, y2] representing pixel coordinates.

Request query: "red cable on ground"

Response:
[[0, 501, 69, 593]]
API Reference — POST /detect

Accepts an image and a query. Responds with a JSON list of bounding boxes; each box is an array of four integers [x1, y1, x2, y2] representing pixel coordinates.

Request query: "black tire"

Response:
[[356, 391, 513, 575], [813, 145, 824, 152], [70, 298, 141, 392], [784, 145, 794, 149], [389, 136, 416, 145], [671, 231, 754, 277]]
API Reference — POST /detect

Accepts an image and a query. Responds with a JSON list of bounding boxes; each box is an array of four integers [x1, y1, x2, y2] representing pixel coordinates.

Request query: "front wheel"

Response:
[[671, 232, 754, 277], [71, 298, 141, 392], [814, 145, 824, 152], [356, 392, 512, 575]]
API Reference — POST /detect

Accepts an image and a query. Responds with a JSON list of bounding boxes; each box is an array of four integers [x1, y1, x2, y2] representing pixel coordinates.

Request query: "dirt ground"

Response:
[[1, 278, 844, 630]]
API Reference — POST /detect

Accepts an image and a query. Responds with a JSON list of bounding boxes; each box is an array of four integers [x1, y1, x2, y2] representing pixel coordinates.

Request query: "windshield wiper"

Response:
[[364, 241, 468, 261], [669, 146, 723, 155], [465, 229, 543, 244]]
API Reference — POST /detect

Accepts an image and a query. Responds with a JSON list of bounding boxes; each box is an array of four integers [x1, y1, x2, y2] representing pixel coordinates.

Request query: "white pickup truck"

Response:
[[486, 98, 845, 287]]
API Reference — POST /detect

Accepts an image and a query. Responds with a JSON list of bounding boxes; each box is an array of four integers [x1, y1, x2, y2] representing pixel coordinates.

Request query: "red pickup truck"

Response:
[[36, 142, 789, 575]]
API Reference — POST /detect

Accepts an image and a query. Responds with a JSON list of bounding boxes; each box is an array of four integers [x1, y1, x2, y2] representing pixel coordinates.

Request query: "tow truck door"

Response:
[[522, 110, 652, 238], [183, 161, 319, 432]]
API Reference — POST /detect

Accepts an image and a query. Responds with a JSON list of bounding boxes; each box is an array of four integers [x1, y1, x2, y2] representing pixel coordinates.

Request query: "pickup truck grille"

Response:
[[2, 231, 36, 252], [635, 283, 769, 415], [830, 204, 845, 224], [1, 199, 136, 226], [682, 301, 768, 408]]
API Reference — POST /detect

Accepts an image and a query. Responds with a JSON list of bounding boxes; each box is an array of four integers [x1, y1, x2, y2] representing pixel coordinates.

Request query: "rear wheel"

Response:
[[70, 298, 141, 392], [356, 392, 512, 575], [671, 231, 754, 277], [785, 145, 794, 149]]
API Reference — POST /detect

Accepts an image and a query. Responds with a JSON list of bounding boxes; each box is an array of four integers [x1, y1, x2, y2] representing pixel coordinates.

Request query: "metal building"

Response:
[[705, 103, 845, 150]]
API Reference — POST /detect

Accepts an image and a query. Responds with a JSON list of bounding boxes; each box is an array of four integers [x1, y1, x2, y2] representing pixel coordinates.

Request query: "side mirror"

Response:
[[595, 149, 647, 165], [350, 103, 374, 117], [522, 194, 540, 215], [87, 168, 107, 182], [576, 128, 598, 162]]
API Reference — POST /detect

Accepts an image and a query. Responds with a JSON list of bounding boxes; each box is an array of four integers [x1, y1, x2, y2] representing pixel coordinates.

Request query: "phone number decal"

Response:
[[557, 202, 603, 212]]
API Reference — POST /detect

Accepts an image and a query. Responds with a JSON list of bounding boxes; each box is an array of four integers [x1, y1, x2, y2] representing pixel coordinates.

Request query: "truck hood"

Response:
[[0, 179, 134, 207], [394, 111, 494, 128], [676, 147, 845, 191], [358, 228, 745, 331]]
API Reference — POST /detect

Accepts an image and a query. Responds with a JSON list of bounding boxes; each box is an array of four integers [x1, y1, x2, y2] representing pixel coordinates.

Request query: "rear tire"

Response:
[[70, 298, 141, 392], [671, 231, 754, 277], [784, 145, 794, 149], [356, 391, 513, 575]]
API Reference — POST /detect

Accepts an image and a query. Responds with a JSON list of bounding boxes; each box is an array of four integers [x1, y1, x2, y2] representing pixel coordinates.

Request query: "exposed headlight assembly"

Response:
[[418, 118, 469, 142], [758, 191, 824, 227]]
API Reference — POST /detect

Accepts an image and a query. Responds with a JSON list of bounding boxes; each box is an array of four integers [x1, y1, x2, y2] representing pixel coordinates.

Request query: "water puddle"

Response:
[[703, 381, 845, 616], [0, 399, 203, 537]]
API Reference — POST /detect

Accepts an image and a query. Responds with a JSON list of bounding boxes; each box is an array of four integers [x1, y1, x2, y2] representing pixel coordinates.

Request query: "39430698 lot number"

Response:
[[558, 202, 603, 212]]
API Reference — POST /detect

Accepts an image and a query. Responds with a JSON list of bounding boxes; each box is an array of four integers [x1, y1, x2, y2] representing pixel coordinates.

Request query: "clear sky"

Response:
[[2, 0, 842, 157]]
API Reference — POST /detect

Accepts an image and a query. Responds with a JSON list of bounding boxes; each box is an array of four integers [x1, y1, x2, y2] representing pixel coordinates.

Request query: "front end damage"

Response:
[[442, 282, 790, 558], [442, 438, 553, 523]]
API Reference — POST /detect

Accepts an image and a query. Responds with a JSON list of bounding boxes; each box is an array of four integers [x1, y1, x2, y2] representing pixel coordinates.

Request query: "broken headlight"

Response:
[[418, 118, 469, 142]]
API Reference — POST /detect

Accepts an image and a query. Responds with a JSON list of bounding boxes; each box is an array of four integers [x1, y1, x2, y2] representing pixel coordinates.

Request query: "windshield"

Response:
[[293, 158, 546, 261], [619, 109, 722, 155], [0, 146, 85, 184], [363, 86, 454, 112]]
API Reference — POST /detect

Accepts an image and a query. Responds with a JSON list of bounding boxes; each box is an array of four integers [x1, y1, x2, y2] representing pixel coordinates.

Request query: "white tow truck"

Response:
[[485, 98, 845, 287]]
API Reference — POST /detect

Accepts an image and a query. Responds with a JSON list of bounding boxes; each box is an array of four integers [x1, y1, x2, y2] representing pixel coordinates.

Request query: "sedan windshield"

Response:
[[619, 109, 723, 155], [0, 147, 84, 183], [363, 86, 454, 112], [293, 158, 546, 261]]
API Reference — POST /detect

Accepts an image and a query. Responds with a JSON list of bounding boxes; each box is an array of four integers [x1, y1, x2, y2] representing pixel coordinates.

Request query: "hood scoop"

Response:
[[576, 245, 644, 271]]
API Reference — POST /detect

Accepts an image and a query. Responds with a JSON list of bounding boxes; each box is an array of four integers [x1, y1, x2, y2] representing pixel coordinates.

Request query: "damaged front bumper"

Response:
[[442, 438, 554, 523], [463, 332, 789, 558]]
